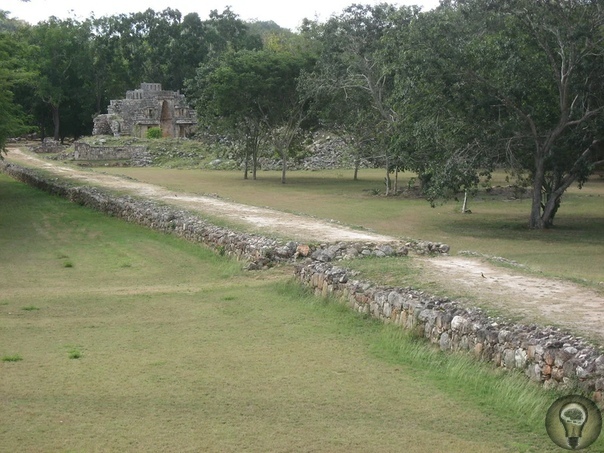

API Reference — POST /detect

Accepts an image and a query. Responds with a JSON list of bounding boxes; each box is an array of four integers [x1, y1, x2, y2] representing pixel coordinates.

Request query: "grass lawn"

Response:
[[97, 166, 604, 287], [1, 173, 593, 452]]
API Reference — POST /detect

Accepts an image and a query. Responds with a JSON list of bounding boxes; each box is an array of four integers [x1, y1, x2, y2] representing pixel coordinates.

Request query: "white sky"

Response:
[[3, 0, 440, 31]]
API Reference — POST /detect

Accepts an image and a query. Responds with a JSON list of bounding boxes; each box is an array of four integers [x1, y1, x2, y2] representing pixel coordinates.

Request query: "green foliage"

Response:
[[187, 47, 315, 180], [27, 17, 96, 140], [4, 1, 604, 227], [0, 14, 34, 151], [146, 127, 162, 139], [299, 4, 418, 184], [391, 1, 604, 227]]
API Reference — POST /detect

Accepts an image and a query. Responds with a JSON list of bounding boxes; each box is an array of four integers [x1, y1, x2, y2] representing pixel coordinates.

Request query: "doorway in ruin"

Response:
[[160, 101, 173, 137]]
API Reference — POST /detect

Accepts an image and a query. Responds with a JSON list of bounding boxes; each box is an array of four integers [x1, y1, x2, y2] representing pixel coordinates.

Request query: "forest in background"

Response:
[[1, 1, 603, 228]]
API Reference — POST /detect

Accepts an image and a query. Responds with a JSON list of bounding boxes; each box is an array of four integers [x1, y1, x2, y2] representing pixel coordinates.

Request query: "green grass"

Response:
[[2, 172, 603, 452], [2, 354, 23, 362], [65, 346, 83, 359]]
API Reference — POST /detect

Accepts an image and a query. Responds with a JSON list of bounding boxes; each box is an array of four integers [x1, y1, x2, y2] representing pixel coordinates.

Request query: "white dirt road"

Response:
[[5, 147, 604, 343]]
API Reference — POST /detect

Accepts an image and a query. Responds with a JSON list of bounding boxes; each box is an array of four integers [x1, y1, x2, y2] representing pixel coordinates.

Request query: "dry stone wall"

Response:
[[2, 161, 603, 398], [295, 262, 604, 399], [73, 142, 150, 164]]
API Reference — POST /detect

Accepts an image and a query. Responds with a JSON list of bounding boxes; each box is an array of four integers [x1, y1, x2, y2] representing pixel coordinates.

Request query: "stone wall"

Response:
[[294, 262, 604, 398], [2, 160, 602, 397], [73, 142, 149, 162]]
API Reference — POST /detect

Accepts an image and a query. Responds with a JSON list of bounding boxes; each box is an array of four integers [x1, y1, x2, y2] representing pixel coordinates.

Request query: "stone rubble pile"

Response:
[[2, 160, 602, 397], [256, 134, 372, 171], [29, 138, 66, 154]]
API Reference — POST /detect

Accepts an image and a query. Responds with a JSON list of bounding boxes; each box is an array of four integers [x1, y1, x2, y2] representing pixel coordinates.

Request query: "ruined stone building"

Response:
[[93, 83, 197, 138]]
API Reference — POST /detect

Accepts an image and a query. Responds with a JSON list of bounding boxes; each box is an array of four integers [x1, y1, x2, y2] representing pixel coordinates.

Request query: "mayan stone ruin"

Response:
[[93, 83, 197, 138]]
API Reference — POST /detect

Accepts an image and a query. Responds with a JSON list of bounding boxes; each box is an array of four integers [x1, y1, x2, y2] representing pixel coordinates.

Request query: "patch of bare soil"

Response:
[[5, 147, 604, 344]]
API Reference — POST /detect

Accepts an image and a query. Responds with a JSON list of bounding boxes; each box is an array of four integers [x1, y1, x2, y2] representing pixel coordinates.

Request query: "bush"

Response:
[[146, 127, 162, 139]]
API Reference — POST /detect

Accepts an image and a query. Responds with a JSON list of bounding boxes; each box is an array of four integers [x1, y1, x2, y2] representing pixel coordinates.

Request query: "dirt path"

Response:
[[6, 148, 394, 243], [5, 147, 604, 343]]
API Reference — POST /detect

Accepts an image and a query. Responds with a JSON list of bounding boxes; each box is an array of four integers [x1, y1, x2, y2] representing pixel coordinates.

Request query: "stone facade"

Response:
[[93, 83, 197, 138]]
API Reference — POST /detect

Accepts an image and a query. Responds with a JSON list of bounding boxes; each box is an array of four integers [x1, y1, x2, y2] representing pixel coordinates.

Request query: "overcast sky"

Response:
[[3, 0, 440, 30]]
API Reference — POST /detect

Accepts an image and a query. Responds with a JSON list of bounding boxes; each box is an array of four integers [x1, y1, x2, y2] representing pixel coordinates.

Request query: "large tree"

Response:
[[301, 4, 418, 192], [28, 17, 95, 140], [0, 11, 33, 152], [396, 0, 604, 228]]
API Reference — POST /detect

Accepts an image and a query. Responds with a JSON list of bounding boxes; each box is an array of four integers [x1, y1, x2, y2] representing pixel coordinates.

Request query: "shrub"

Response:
[[146, 127, 162, 139]]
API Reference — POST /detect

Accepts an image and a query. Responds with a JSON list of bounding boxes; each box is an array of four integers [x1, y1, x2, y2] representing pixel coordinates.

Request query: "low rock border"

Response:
[[2, 161, 603, 398], [295, 262, 604, 398]]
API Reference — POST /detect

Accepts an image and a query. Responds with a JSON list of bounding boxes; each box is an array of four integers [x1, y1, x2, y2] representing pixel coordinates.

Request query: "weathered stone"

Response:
[[498, 330, 511, 344], [440, 332, 451, 351], [544, 349, 556, 366], [474, 343, 483, 357], [503, 349, 516, 369], [451, 315, 469, 333], [555, 347, 577, 367], [93, 83, 197, 138], [296, 244, 311, 257], [378, 245, 395, 256], [595, 355, 604, 373], [551, 367, 565, 381], [515, 348, 528, 369], [526, 364, 542, 382]]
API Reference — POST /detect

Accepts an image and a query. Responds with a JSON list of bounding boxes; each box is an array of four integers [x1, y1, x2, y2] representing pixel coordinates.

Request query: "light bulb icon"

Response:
[[559, 402, 588, 449]]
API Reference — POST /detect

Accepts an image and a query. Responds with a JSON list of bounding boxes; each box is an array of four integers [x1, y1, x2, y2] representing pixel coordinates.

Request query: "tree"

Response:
[[188, 48, 314, 181], [395, 0, 604, 228], [0, 11, 33, 152], [205, 7, 262, 56], [301, 4, 418, 191], [28, 18, 95, 140]]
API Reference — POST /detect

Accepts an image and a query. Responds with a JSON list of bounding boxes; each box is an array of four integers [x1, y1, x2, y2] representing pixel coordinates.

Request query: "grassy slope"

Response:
[[1, 173, 591, 452], [98, 167, 604, 287]]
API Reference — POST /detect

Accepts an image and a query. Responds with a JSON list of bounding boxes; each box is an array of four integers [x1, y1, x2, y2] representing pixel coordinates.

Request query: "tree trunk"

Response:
[[461, 190, 469, 213], [384, 156, 391, 196], [541, 194, 561, 228], [394, 167, 399, 195], [252, 148, 258, 180], [281, 149, 287, 184], [529, 158, 545, 229], [243, 150, 249, 180], [353, 155, 360, 181], [51, 104, 60, 141]]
